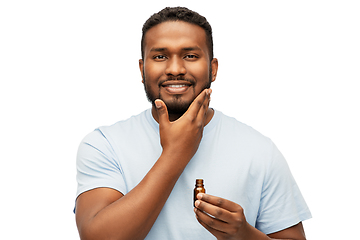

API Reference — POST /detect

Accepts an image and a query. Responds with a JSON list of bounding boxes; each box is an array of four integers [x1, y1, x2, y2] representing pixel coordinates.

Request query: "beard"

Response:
[[143, 68, 212, 116]]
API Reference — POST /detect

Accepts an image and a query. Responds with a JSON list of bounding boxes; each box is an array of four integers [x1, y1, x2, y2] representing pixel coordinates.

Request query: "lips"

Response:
[[160, 81, 193, 94]]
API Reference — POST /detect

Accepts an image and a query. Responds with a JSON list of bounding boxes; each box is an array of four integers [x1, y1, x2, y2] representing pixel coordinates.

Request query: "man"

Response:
[[75, 7, 311, 240]]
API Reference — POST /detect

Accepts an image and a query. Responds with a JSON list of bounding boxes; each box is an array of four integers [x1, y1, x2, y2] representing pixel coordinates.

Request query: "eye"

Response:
[[153, 55, 167, 61], [184, 54, 198, 60]]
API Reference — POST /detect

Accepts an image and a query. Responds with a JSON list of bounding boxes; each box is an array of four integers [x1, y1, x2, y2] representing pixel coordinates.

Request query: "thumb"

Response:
[[154, 99, 170, 126]]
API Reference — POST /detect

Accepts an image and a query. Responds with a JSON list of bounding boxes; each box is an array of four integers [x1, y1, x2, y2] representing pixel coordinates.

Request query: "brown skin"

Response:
[[76, 89, 212, 240], [195, 193, 306, 240], [140, 21, 218, 122], [75, 21, 307, 240], [76, 21, 215, 240]]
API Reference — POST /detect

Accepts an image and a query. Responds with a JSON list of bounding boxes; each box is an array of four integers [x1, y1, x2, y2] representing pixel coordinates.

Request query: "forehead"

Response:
[[143, 21, 208, 55]]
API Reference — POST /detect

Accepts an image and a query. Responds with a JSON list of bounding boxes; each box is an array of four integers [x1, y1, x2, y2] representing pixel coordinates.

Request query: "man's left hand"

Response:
[[194, 193, 268, 240]]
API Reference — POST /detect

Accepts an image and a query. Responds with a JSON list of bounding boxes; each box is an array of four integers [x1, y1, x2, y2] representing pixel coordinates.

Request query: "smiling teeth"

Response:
[[167, 85, 186, 88]]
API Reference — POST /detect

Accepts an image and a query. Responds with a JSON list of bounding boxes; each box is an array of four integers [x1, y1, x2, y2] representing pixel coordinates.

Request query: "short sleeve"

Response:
[[75, 129, 126, 199], [255, 142, 312, 234]]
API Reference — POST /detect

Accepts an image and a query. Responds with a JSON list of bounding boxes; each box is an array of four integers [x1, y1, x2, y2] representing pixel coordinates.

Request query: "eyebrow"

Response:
[[182, 47, 201, 51], [150, 46, 201, 52], [150, 47, 167, 52]]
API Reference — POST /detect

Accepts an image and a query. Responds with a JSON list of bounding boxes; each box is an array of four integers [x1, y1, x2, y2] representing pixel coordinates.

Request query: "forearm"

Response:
[[194, 193, 306, 240], [77, 90, 212, 240], [239, 222, 272, 240], [241, 224, 300, 240], [80, 151, 189, 240]]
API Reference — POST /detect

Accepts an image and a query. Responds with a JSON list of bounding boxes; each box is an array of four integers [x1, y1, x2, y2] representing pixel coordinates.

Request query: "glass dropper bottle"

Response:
[[194, 179, 205, 207]]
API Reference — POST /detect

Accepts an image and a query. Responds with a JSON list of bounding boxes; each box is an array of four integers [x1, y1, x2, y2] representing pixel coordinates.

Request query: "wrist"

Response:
[[242, 222, 270, 240], [161, 147, 193, 165], [157, 149, 191, 174]]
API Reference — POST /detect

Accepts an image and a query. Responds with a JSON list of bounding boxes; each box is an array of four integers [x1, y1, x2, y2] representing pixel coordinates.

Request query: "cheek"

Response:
[[186, 62, 210, 81], [145, 62, 165, 79]]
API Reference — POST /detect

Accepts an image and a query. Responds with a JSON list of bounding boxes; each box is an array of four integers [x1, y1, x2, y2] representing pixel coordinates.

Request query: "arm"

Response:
[[267, 222, 306, 240], [75, 89, 212, 240], [194, 193, 306, 240]]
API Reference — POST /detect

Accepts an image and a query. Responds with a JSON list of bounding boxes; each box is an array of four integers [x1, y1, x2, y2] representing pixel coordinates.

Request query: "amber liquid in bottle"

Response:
[[194, 179, 205, 207]]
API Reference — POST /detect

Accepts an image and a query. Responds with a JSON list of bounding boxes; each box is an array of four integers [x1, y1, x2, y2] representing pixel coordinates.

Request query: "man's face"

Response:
[[139, 21, 218, 116]]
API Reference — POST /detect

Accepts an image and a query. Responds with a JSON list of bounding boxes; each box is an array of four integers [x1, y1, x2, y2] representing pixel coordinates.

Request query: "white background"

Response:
[[1, 1, 359, 239]]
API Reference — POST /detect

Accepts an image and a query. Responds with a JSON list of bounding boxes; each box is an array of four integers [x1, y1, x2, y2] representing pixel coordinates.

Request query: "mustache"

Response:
[[159, 77, 196, 86]]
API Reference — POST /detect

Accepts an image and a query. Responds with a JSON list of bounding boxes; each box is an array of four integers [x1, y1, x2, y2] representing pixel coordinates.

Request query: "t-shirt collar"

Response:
[[146, 108, 220, 136]]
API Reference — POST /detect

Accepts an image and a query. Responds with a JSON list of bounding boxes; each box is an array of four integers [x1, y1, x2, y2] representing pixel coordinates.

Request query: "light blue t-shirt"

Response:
[[76, 109, 311, 238]]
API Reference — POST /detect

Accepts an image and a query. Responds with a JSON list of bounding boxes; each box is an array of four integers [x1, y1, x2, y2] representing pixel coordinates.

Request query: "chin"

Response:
[[164, 98, 192, 116]]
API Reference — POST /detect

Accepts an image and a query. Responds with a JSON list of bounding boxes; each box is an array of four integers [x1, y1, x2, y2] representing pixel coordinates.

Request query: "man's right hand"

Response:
[[76, 89, 212, 240], [155, 88, 212, 162]]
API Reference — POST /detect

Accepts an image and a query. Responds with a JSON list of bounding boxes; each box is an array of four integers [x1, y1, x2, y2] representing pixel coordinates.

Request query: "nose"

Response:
[[165, 57, 186, 77]]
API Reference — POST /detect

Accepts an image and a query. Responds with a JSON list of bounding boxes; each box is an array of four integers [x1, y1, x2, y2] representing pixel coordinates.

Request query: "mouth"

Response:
[[160, 81, 193, 94]]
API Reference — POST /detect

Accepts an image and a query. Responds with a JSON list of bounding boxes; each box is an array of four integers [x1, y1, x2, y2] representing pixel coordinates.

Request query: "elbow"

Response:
[[78, 229, 109, 240], [77, 227, 96, 240], [77, 222, 105, 240], [78, 225, 142, 240]]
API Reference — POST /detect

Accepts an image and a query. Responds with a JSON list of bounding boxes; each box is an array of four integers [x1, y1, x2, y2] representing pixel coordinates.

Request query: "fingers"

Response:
[[196, 193, 241, 213], [194, 194, 247, 238], [186, 88, 212, 121], [154, 99, 170, 127], [195, 209, 228, 238], [194, 193, 245, 226], [194, 195, 233, 224], [197, 89, 212, 124]]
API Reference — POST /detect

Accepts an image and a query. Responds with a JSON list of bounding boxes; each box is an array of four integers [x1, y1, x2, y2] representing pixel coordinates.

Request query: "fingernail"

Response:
[[197, 193, 204, 199], [195, 200, 200, 207], [155, 100, 162, 109]]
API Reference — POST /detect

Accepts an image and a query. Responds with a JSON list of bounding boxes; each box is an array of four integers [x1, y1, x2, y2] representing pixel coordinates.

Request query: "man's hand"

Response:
[[155, 88, 212, 162], [76, 90, 213, 240], [194, 193, 306, 240], [194, 193, 255, 240]]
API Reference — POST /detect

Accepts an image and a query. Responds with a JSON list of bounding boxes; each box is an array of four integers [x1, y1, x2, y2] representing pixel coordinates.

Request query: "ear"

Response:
[[210, 58, 218, 82], [139, 59, 144, 83]]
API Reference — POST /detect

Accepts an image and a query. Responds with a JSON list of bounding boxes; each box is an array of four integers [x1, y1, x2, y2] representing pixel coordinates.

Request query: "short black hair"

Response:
[[141, 7, 213, 60]]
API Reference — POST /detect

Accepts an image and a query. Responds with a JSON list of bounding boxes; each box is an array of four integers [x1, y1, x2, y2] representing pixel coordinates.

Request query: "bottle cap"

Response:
[[196, 179, 204, 185]]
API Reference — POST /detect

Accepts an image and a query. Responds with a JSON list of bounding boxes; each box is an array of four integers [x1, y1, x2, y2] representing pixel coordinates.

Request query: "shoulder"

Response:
[[86, 109, 151, 140], [215, 110, 272, 146], [78, 110, 151, 150], [101, 109, 150, 132]]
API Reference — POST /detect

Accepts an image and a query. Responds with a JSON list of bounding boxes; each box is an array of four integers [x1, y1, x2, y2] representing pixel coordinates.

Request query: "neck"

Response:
[[151, 106, 214, 125]]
